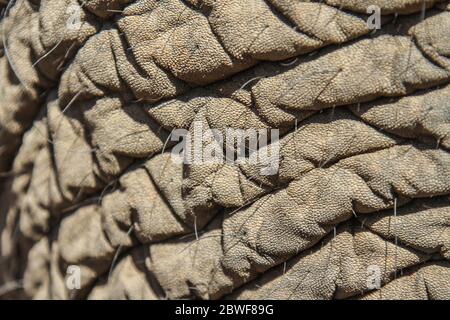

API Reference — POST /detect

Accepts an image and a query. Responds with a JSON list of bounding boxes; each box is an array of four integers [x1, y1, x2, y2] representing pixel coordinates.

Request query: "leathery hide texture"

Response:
[[0, 0, 450, 300]]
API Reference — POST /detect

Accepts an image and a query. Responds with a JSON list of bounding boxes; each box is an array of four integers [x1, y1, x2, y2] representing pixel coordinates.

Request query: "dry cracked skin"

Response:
[[0, 0, 449, 300]]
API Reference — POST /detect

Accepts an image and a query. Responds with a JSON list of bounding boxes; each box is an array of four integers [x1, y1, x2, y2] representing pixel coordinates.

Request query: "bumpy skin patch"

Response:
[[0, 0, 450, 300]]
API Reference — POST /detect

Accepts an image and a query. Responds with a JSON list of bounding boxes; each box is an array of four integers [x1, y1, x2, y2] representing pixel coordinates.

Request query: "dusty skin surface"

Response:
[[0, 0, 449, 300]]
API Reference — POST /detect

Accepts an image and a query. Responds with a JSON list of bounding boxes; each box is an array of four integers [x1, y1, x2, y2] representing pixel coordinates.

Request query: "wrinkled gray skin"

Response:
[[0, 0, 450, 300]]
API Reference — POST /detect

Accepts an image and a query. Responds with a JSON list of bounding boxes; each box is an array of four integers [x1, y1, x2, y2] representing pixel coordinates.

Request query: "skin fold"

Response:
[[0, 0, 449, 300]]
